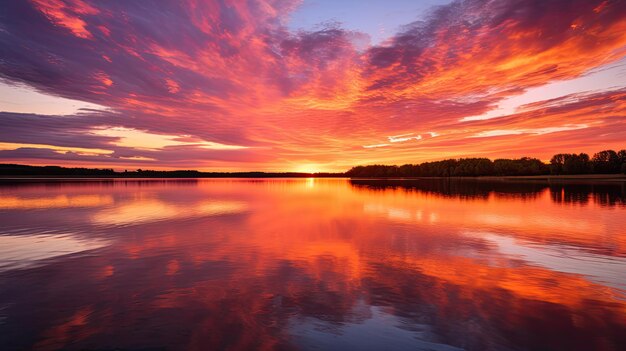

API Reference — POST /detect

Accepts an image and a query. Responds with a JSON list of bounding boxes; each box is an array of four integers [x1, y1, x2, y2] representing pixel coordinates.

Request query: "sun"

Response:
[[295, 164, 320, 174]]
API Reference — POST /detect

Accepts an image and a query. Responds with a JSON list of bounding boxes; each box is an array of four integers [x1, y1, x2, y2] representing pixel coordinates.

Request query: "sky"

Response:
[[0, 0, 625, 172]]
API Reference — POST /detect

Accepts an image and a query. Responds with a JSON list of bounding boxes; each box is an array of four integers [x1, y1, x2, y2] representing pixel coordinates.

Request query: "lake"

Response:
[[0, 178, 625, 350]]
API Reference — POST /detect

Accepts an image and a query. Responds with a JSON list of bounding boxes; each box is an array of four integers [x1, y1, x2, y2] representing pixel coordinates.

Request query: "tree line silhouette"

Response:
[[346, 149, 626, 178], [1, 149, 625, 178], [0, 164, 341, 178]]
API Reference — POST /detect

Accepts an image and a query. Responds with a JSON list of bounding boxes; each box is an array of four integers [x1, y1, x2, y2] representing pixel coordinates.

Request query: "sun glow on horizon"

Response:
[[294, 164, 323, 174]]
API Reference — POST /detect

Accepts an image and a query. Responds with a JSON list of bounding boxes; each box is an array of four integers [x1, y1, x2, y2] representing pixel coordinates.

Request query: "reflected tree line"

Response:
[[346, 149, 626, 177], [350, 179, 626, 207], [549, 183, 626, 207]]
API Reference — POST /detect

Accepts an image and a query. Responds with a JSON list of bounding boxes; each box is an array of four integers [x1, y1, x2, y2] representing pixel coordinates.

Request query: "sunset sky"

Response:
[[1, 0, 625, 172]]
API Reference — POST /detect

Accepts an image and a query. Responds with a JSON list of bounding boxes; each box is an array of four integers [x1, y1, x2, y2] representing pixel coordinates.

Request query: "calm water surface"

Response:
[[0, 178, 625, 350]]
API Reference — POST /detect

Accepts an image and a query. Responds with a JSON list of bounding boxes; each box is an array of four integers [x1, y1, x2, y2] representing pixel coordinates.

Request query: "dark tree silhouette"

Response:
[[494, 157, 546, 176], [592, 150, 621, 173], [618, 150, 626, 174], [348, 149, 624, 178], [619, 150, 626, 163], [550, 153, 591, 174], [550, 154, 567, 175]]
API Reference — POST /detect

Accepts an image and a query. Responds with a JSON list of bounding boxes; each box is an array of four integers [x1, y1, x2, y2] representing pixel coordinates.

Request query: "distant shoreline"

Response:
[[0, 164, 344, 179], [0, 175, 345, 181], [2, 160, 625, 181]]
